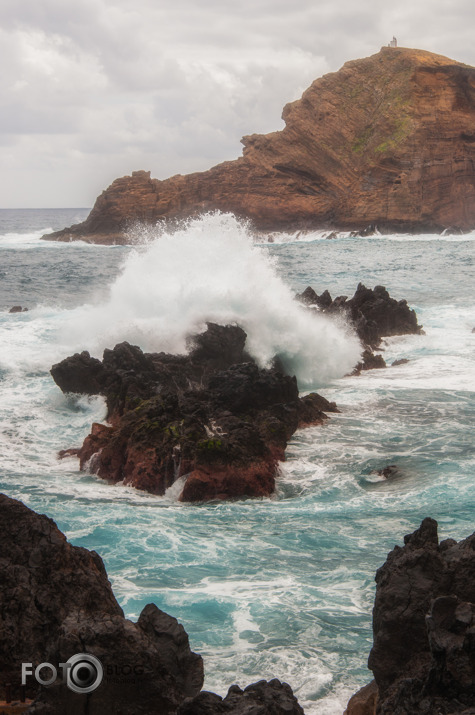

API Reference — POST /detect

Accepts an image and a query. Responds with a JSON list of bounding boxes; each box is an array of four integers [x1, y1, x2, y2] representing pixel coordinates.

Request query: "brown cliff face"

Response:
[[45, 48, 475, 244]]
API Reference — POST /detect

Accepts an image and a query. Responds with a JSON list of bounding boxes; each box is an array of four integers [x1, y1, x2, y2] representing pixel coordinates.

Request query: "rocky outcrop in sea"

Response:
[[50, 285, 422, 501], [51, 323, 337, 501], [43, 47, 475, 244], [297, 282, 423, 373]]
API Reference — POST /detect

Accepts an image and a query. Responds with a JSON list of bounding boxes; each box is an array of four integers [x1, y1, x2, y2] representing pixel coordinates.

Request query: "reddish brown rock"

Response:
[[44, 48, 475, 244], [52, 324, 334, 501], [343, 680, 378, 715]]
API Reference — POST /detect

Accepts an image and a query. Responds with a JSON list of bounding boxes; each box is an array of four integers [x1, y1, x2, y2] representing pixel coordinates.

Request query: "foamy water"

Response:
[[0, 210, 474, 714]]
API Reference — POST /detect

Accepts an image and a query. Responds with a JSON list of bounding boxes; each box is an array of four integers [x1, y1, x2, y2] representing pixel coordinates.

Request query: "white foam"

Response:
[[58, 213, 361, 387]]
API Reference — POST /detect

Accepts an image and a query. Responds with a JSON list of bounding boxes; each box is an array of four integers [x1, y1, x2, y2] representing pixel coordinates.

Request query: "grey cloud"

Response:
[[0, 0, 474, 207]]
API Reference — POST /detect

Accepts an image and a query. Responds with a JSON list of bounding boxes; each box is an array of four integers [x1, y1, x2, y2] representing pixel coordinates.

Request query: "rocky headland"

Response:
[[43, 47, 475, 244], [0, 492, 303, 714]]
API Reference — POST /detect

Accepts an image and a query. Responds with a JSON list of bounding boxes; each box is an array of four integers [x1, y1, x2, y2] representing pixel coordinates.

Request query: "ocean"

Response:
[[0, 208, 474, 713]]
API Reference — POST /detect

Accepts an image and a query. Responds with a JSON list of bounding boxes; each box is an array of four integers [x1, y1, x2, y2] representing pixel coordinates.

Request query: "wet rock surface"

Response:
[[297, 283, 422, 349], [347, 518, 475, 714], [297, 283, 421, 373], [51, 323, 337, 501], [0, 493, 204, 714], [0, 493, 307, 713], [177, 680, 305, 715]]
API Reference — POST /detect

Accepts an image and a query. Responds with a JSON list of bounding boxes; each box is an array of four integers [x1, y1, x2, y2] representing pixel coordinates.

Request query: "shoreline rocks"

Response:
[[0, 493, 304, 714], [0, 492, 204, 714], [51, 323, 338, 501], [42, 48, 475, 245], [345, 518, 475, 715]]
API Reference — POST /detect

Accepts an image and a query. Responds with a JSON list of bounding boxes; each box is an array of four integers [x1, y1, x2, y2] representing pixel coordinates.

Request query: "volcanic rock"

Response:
[[351, 349, 386, 375], [1, 493, 307, 714], [177, 680, 305, 715], [391, 358, 410, 367], [343, 680, 378, 715], [43, 48, 475, 244], [297, 283, 421, 375], [347, 517, 475, 714], [0, 493, 204, 714], [51, 323, 336, 500]]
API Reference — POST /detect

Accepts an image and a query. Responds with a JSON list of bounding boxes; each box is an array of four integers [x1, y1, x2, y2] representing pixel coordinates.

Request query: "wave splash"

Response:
[[66, 213, 361, 388]]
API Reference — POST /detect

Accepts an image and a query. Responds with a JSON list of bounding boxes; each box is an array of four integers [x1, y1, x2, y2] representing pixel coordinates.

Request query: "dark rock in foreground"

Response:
[[0, 493, 305, 713], [0, 493, 204, 714], [51, 323, 337, 501], [177, 680, 305, 714], [346, 518, 475, 714]]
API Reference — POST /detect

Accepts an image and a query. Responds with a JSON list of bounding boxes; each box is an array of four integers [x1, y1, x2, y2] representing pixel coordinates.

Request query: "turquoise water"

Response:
[[0, 210, 474, 713]]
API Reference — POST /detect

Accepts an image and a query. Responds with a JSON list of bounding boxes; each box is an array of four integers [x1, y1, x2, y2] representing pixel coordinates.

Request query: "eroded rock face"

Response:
[[359, 518, 475, 714], [0, 493, 204, 714], [43, 48, 475, 244], [51, 324, 337, 501]]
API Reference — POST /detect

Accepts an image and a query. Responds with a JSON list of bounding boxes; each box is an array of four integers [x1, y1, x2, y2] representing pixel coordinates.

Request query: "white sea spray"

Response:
[[62, 212, 361, 388]]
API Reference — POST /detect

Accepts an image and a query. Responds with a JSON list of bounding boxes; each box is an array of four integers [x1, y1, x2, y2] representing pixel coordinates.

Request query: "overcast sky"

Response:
[[1, 0, 473, 208]]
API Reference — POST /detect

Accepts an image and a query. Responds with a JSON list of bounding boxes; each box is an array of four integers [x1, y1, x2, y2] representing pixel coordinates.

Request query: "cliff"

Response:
[[45, 47, 475, 244]]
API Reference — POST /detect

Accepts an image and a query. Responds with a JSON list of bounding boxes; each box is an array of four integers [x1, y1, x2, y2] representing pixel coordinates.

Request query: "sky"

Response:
[[1, 0, 474, 208]]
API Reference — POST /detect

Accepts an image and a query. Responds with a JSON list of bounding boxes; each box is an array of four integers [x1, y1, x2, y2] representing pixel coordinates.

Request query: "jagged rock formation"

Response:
[[0, 493, 204, 714], [297, 283, 422, 373], [345, 518, 475, 714], [51, 323, 337, 501], [297, 283, 422, 347], [44, 47, 475, 244], [177, 680, 305, 714], [0, 493, 305, 714]]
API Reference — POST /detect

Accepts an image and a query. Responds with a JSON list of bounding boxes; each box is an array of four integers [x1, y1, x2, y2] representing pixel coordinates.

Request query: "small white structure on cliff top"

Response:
[[388, 36, 398, 47]]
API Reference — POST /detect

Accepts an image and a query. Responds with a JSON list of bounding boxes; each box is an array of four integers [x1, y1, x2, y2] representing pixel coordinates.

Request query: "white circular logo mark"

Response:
[[66, 653, 103, 694]]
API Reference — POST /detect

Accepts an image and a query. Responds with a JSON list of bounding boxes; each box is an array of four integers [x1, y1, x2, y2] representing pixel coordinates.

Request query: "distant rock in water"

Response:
[[297, 283, 422, 373], [0, 493, 304, 713], [51, 323, 338, 501], [8, 305, 28, 313], [43, 47, 475, 244], [345, 518, 475, 714]]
